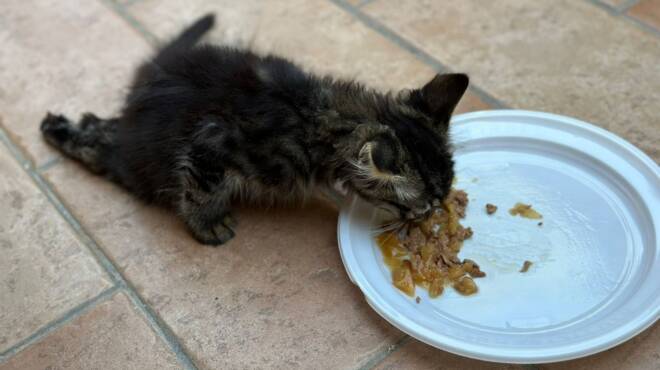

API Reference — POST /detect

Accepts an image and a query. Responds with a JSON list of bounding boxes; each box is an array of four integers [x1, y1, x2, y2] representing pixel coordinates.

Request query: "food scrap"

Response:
[[415, 296, 421, 304], [485, 203, 498, 215], [537, 221, 543, 226], [509, 203, 543, 219], [520, 260, 533, 273], [376, 189, 484, 299]]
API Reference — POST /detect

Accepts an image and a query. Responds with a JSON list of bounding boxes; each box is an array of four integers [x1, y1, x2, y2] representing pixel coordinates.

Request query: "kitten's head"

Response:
[[348, 73, 468, 220]]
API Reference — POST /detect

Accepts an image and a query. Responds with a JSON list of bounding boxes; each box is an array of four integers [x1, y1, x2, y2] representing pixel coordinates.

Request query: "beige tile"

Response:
[[0, 291, 181, 370], [374, 339, 519, 370], [128, 0, 437, 92], [44, 161, 402, 369], [364, 0, 660, 162], [542, 322, 659, 370], [0, 144, 111, 352], [628, 0, 660, 29], [0, 0, 151, 166]]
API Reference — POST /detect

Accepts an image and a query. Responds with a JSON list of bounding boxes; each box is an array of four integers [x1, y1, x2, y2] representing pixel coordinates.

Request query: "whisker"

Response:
[[372, 220, 403, 234]]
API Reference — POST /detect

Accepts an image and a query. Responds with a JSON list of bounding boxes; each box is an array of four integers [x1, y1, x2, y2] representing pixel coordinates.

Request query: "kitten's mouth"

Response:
[[405, 204, 433, 221], [375, 198, 447, 236]]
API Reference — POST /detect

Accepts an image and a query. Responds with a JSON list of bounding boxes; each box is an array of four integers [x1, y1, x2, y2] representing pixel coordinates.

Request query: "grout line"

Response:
[[0, 123, 32, 170], [328, 0, 508, 109], [616, 0, 641, 13], [585, 0, 660, 37], [0, 286, 119, 362], [99, 0, 159, 46], [622, 12, 660, 37], [29, 172, 125, 284], [357, 0, 377, 8], [31, 175, 199, 369], [36, 156, 62, 173], [356, 335, 412, 370], [119, 0, 144, 7], [587, 0, 622, 14], [121, 287, 199, 370], [0, 127, 198, 369]]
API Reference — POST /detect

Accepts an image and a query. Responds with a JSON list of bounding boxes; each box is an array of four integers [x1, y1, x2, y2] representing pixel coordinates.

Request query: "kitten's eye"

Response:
[[386, 200, 410, 213]]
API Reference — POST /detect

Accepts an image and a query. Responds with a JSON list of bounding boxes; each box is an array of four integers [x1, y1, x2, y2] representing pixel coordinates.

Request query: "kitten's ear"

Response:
[[358, 138, 400, 180], [417, 73, 469, 125]]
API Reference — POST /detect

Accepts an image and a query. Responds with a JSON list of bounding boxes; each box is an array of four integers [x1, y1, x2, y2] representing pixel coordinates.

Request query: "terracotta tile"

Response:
[[454, 90, 492, 115], [0, 145, 111, 352], [597, 0, 634, 8], [364, 0, 660, 162], [44, 161, 403, 369], [374, 339, 519, 370], [542, 323, 659, 370], [128, 0, 437, 92], [0, 291, 181, 370], [0, 0, 151, 166], [628, 0, 660, 29]]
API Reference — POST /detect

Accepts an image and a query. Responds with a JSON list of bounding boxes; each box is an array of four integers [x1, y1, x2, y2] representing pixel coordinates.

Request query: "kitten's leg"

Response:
[[40, 112, 116, 174], [178, 168, 237, 246]]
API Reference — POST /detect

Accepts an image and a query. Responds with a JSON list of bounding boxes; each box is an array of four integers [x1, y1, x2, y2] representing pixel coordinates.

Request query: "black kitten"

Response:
[[41, 14, 469, 246]]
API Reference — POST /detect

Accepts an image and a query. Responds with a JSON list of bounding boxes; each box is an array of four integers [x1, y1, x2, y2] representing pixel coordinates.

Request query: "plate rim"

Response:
[[337, 109, 660, 364]]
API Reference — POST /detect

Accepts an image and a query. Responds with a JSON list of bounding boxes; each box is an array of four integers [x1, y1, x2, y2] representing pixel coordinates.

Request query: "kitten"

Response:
[[40, 14, 469, 246]]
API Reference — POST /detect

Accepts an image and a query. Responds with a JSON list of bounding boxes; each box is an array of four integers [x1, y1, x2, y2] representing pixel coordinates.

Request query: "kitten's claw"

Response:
[[192, 222, 235, 246], [189, 219, 235, 246], [210, 223, 235, 245], [223, 214, 238, 229]]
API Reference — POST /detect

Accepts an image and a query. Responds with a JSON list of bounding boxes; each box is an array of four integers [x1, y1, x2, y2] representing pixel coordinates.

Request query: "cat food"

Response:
[[520, 260, 533, 273], [509, 203, 543, 219], [376, 189, 484, 298], [485, 203, 498, 215]]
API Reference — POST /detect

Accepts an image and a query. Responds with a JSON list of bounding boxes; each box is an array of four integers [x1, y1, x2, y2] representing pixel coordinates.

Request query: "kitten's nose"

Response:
[[408, 203, 433, 220], [406, 204, 431, 220]]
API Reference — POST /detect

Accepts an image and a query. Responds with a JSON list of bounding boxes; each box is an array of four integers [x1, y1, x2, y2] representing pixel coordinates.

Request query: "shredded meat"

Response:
[[486, 203, 498, 215], [376, 189, 485, 298], [520, 260, 533, 273]]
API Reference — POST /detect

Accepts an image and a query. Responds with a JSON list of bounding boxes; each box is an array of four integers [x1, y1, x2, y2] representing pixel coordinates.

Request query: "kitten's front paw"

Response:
[[190, 218, 236, 246]]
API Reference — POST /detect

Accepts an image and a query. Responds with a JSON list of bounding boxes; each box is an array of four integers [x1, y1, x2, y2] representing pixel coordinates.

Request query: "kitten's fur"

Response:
[[41, 14, 469, 245]]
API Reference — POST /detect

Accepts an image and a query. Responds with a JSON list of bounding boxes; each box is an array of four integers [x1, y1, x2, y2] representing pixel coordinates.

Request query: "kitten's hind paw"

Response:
[[189, 219, 236, 246], [40, 113, 73, 146], [80, 112, 102, 130]]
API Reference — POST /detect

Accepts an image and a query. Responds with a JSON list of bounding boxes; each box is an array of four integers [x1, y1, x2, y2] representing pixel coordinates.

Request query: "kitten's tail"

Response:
[[156, 13, 215, 62]]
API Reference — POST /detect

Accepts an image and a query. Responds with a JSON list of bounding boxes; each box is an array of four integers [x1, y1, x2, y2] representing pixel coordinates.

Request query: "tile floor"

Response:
[[0, 0, 658, 369]]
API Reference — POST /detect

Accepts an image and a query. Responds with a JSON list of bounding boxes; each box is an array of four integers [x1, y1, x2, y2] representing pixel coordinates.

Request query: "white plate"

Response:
[[337, 110, 659, 364]]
